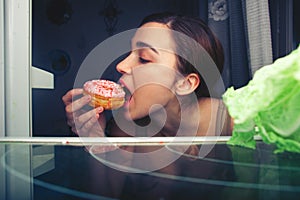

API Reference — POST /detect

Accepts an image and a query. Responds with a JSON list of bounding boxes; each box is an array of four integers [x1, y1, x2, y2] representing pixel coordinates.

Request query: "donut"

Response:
[[83, 79, 125, 110]]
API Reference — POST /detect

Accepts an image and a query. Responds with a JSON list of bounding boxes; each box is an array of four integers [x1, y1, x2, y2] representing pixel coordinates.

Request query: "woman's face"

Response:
[[117, 22, 179, 120]]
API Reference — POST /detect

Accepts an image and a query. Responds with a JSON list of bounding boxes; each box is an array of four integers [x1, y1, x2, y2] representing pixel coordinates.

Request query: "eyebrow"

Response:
[[134, 41, 159, 55]]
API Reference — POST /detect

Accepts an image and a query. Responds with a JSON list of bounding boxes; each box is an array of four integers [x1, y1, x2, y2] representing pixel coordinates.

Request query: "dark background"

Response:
[[32, 0, 298, 136]]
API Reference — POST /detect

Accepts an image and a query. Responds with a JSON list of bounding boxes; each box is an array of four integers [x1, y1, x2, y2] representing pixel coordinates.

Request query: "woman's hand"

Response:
[[62, 88, 106, 137]]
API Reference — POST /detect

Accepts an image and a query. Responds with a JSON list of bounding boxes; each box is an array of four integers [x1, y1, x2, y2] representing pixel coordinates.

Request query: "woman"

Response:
[[62, 12, 233, 138]]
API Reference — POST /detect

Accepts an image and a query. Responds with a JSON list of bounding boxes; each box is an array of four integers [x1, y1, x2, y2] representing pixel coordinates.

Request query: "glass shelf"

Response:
[[1, 138, 300, 200]]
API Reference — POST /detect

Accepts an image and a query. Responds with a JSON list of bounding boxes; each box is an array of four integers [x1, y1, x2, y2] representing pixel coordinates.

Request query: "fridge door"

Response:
[[0, 0, 4, 137], [2, 0, 53, 137]]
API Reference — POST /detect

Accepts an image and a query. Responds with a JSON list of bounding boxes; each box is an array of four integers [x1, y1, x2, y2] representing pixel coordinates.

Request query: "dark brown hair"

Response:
[[139, 12, 224, 98]]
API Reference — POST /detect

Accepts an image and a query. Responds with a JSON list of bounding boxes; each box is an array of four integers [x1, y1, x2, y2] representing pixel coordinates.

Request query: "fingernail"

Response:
[[97, 107, 103, 113]]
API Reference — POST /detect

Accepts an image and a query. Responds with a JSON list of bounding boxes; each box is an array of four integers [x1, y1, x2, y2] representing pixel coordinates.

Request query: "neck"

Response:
[[155, 97, 221, 137], [154, 96, 201, 137]]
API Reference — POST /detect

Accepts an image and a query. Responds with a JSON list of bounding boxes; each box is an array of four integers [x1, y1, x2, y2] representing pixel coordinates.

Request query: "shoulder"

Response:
[[215, 99, 233, 136], [197, 98, 233, 136]]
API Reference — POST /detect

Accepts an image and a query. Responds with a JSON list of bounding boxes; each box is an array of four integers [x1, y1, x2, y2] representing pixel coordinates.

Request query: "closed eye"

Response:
[[139, 57, 150, 64]]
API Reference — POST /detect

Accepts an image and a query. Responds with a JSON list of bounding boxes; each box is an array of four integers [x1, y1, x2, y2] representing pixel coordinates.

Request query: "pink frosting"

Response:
[[83, 80, 125, 98]]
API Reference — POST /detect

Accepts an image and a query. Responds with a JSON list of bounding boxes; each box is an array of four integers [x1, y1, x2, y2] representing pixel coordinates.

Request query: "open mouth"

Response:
[[123, 87, 132, 102], [119, 80, 132, 103]]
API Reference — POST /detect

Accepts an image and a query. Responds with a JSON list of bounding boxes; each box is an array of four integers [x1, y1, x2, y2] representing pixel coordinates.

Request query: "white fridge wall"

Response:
[[0, 1, 4, 137], [4, 0, 31, 136], [3, 0, 53, 137]]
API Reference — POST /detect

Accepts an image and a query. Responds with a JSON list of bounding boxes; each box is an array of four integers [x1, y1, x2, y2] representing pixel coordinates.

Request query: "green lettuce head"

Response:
[[223, 45, 300, 153]]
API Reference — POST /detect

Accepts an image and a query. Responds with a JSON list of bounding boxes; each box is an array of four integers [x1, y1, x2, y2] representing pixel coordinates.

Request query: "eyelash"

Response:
[[139, 57, 150, 64]]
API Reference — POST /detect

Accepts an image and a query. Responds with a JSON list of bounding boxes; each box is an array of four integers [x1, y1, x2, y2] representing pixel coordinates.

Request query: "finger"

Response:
[[66, 112, 77, 127], [71, 126, 78, 135], [66, 108, 85, 122], [73, 107, 104, 129], [79, 115, 101, 136], [62, 88, 84, 105], [66, 110, 89, 130], [89, 123, 105, 137], [67, 117, 76, 127], [65, 95, 91, 113]]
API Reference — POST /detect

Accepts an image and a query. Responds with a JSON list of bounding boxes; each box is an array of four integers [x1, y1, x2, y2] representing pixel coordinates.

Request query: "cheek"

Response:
[[135, 84, 174, 102], [132, 64, 178, 90], [129, 85, 175, 118]]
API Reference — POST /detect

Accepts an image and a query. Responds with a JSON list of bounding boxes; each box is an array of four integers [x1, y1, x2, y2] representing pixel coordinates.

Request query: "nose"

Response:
[[116, 53, 134, 74]]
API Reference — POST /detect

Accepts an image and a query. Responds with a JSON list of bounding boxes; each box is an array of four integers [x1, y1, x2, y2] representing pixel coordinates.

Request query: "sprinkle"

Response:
[[83, 80, 125, 98]]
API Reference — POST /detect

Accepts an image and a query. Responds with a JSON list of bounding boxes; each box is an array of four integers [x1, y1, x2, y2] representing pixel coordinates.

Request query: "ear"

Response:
[[175, 73, 200, 95]]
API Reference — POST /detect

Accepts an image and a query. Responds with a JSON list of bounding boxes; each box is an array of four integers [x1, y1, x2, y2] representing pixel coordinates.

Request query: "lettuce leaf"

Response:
[[223, 45, 300, 153]]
